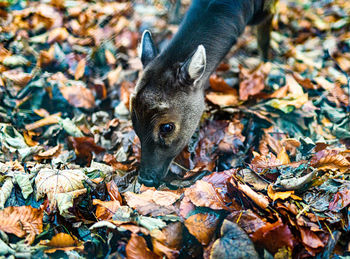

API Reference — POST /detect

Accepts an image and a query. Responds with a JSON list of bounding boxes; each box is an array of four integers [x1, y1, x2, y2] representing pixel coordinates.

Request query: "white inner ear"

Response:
[[188, 45, 206, 80]]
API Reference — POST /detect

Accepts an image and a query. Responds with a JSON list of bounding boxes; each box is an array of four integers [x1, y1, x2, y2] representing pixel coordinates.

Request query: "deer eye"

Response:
[[159, 123, 175, 135]]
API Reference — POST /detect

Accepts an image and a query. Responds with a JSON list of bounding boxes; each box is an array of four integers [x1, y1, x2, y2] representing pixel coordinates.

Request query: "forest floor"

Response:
[[0, 0, 350, 258]]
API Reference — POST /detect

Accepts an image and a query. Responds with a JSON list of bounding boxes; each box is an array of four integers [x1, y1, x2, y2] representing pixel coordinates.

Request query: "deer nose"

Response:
[[138, 174, 160, 187]]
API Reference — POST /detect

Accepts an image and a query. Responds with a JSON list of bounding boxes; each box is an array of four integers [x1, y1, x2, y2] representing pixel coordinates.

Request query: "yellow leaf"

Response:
[[267, 185, 294, 202], [75, 58, 86, 80], [277, 147, 290, 164]]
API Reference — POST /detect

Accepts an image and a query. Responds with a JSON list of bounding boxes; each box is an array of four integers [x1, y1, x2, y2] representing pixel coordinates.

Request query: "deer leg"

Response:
[[257, 14, 273, 61]]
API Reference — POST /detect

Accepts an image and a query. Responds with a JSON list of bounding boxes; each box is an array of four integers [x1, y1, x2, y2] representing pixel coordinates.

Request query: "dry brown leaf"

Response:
[[48, 27, 69, 43], [126, 233, 159, 259], [209, 74, 236, 93], [60, 85, 96, 109], [69, 136, 105, 165], [251, 219, 295, 254], [93, 199, 120, 220], [206, 91, 239, 106], [0, 206, 43, 244], [106, 180, 123, 204], [25, 112, 61, 131], [184, 180, 229, 210], [239, 64, 265, 101], [2, 70, 32, 87], [184, 213, 220, 246], [299, 227, 325, 249], [105, 49, 116, 65], [124, 190, 178, 216], [34, 144, 61, 160], [152, 239, 179, 259], [232, 179, 270, 210], [179, 196, 196, 219], [35, 168, 87, 209], [251, 152, 282, 174], [74, 58, 86, 80], [108, 65, 122, 87], [120, 81, 134, 108], [310, 149, 350, 171]]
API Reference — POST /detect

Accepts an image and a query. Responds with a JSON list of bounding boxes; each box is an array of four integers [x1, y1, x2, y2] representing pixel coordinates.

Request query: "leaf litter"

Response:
[[0, 0, 350, 258]]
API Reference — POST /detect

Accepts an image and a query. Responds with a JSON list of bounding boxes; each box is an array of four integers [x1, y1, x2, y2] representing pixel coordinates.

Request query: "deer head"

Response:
[[130, 31, 207, 187]]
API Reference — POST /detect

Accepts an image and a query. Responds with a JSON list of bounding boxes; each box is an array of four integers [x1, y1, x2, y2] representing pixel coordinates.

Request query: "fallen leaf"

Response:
[[48, 27, 69, 43], [299, 227, 325, 249], [310, 149, 350, 172], [126, 233, 159, 259], [25, 113, 61, 131], [69, 136, 105, 165], [206, 91, 239, 106], [124, 190, 177, 216], [41, 232, 84, 253], [251, 219, 296, 254], [239, 64, 265, 101], [93, 199, 120, 220], [106, 180, 123, 204], [210, 220, 259, 259], [209, 74, 236, 93], [60, 84, 96, 109], [184, 180, 229, 210], [267, 185, 294, 202], [74, 58, 86, 80], [34, 144, 61, 160], [35, 168, 88, 210], [0, 206, 43, 244], [184, 212, 220, 245]]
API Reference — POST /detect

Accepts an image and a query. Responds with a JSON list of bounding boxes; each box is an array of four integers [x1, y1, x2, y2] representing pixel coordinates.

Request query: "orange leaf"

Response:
[[23, 130, 39, 146], [106, 180, 123, 204], [277, 147, 290, 164], [68, 136, 105, 165], [310, 149, 350, 171], [34, 144, 62, 160], [0, 206, 43, 244], [184, 180, 229, 210], [60, 85, 96, 109], [25, 112, 61, 131], [299, 227, 325, 249], [184, 213, 220, 245], [48, 27, 69, 43], [103, 153, 132, 171], [120, 81, 134, 108], [209, 74, 236, 94], [93, 199, 120, 220], [126, 233, 159, 259], [267, 185, 294, 202], [239, 65, 265, 101], [206, 91, 239, 106], [152, 239, 179, 259], [251, 219, 295, 254], [75, 58, 86, 80], [42, 232, 84, 253], [233, 179, 270, 209], [105, 49, 116, 65]]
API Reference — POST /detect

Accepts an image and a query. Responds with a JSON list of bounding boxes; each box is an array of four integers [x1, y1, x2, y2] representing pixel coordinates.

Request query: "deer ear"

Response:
[[139, 30, 157, 67], [179, 45, 206, 86]]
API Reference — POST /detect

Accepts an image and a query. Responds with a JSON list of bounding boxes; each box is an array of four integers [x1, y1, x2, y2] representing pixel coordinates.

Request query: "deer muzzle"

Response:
[[138, 153, 173, 187]]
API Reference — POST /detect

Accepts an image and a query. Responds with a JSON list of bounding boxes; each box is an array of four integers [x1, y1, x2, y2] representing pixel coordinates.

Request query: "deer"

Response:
[[130, 0, 277, 187]]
